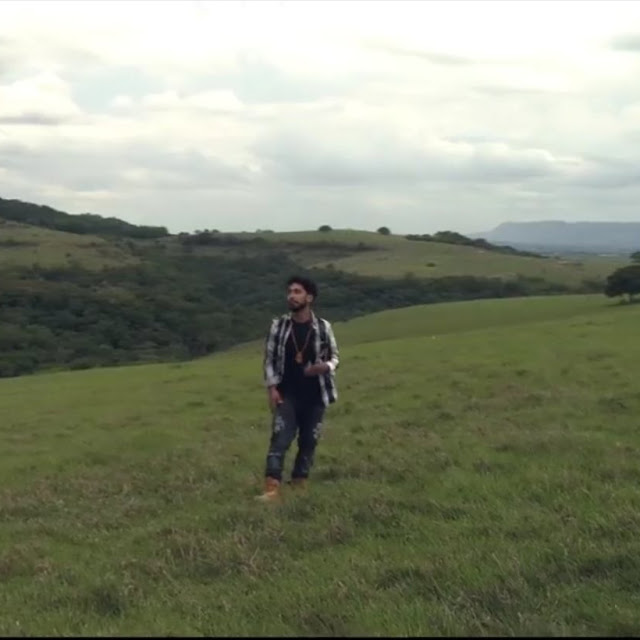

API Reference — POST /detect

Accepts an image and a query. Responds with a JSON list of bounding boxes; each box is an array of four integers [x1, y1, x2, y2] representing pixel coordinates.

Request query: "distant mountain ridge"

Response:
[[472, 221, 640, 254]]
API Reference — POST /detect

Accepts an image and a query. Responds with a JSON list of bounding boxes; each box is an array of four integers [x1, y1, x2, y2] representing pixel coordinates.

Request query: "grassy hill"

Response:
[[241, 230, 626, 287], [230, 293, 609, 357], [0, 220, 138, 269], [2, 294, 640, 635], [1, 210, 625, 287], [0, 197, 632, 379]]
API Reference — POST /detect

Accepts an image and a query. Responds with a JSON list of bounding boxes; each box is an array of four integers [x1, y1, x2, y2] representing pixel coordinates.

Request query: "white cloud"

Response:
[[138, 89, 244, 113], [110, 95, 134, 110], [1, 0, 640, 233], [0, 72, 81, 123]]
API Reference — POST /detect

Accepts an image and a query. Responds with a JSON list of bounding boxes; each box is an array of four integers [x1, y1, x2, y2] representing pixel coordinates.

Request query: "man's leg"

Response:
[[264, 397, 298, 483], [291, 403, 325, 482]]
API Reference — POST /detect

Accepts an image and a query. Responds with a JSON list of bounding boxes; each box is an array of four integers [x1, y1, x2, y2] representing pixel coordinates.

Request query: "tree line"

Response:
[[0, 244, 587, 379], [403, 231, 543, 258], [0, 198, 633, 379], [605, 264, 640, 302], [317, 225, 543, 258], [0, 197, 168, 239]]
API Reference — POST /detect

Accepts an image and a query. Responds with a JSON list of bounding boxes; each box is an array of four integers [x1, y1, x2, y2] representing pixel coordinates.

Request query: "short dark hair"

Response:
[[287, 275, 318, 299]]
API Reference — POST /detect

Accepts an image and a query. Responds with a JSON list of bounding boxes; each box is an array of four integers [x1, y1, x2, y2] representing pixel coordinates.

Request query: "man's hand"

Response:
[[268, 386, 283, 410], [304, 363, 330, 377]]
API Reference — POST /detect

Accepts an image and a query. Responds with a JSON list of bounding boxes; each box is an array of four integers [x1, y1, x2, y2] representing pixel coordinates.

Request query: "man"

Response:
[[257, 275, 340, 502]]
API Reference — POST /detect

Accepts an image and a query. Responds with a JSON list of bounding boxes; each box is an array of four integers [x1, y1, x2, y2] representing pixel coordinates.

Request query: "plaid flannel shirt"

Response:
[[263, 312, 340, 406]]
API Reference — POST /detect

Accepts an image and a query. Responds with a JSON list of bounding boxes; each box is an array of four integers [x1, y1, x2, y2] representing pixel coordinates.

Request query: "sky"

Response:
[[1, 0, 640, 235]]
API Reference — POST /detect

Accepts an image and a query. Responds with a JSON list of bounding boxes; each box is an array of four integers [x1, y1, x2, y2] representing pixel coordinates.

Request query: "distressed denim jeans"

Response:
[[265, 396, 326, 481]]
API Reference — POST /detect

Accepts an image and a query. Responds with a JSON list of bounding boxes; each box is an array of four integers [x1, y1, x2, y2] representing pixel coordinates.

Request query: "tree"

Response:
[[604, 264, 640, 302], [630, 251, 640, 263], [377, 226, 391, 235], [318, 225, 332, 232]]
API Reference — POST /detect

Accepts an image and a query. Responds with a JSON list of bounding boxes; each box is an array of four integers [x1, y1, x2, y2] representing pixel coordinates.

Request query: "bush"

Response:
[[605, 264, 640, 302]]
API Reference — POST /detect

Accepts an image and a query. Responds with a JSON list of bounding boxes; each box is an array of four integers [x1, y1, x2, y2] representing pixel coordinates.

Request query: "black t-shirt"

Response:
[[277, 320, 322, 405]]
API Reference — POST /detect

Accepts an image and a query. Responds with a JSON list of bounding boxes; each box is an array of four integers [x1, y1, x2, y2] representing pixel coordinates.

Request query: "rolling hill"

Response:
[[1, 294, 640, 635], [231, 293, 610, 357], [0, 197, 626, 284], [0, 221, 626, 292], [166, 228, 626, 290], [242, 229, 625, 287], [0, 219, 138, 269], [0, 196, 632, 379]]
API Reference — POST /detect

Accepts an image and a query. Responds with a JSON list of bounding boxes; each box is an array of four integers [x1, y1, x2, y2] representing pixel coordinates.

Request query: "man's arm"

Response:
[[305, 320, 340, 377], [325, 320, 340, 373], [263, 318, 280, 388]]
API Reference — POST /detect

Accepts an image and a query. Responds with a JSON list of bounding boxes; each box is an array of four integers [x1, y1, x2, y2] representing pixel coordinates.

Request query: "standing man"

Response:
[[257, 275, 340, 502]]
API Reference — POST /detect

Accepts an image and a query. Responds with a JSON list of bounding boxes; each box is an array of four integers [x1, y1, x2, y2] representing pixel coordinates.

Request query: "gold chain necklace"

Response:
[[290, 323, 313, 364]]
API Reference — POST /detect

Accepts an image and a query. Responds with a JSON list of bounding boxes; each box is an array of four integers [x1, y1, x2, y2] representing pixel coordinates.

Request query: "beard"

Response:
[[288, 299, 307, 311]]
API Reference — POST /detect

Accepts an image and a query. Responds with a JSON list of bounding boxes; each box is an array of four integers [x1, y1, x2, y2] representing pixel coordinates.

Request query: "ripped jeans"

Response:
[[265, 396, 326, 481]]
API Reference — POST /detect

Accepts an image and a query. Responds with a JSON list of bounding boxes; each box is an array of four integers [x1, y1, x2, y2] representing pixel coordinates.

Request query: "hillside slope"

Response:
[[0, 196, 628, 284], [0, 197, 630, 379], [231, 293, 610, 357], [0, 219, 138, 269], [0, 196, 168, 239], [1, 296, 639, 635], [241, 229, 625, 287], [333, 293, 611, 345]]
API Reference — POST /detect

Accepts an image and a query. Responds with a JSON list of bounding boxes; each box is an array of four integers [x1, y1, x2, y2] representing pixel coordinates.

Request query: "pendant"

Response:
[[295, 352, 303, 364]]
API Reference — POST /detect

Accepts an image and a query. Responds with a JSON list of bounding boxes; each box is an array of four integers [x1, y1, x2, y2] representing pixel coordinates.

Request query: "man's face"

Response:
[[287, 283, 312, 311]]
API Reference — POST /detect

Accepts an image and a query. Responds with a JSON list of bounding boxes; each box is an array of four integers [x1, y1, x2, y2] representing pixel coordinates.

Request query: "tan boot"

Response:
[[289, 477, 307, 492], [255, 477, 281, 502]]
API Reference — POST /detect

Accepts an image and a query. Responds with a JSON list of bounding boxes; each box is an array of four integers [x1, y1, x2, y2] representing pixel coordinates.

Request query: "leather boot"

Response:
[[289, 477, 307, 492], [255, 476, 281, 502]]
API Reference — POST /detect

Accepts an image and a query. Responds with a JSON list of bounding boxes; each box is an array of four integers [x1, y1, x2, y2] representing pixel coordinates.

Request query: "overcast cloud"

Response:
[[1, 0, 640, 234]]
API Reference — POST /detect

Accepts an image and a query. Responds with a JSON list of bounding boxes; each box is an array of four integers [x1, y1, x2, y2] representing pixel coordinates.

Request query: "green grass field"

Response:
[[0, 221, 138, 269], [247, 230, 625, 287], [1, 222, 626, 286], [2, 293, 640, 635]]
